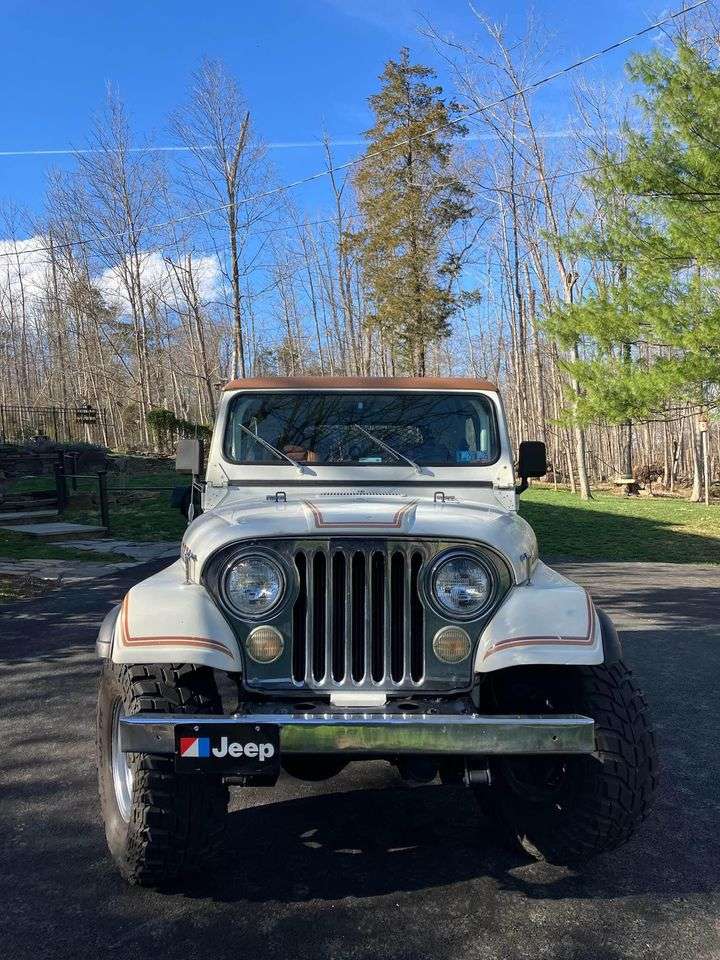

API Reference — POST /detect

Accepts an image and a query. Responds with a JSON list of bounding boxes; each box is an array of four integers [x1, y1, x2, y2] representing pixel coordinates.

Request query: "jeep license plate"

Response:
[[174, 723, 280, 775]]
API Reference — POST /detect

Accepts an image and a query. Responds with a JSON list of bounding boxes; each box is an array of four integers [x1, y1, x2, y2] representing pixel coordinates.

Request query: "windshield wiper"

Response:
[[350, 424, 422, 474], [235, 423, 306, 474]]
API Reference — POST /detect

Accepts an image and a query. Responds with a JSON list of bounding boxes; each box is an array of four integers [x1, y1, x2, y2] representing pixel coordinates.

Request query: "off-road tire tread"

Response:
[[483, 660, 659, 865], [98, 662, 229, 887]]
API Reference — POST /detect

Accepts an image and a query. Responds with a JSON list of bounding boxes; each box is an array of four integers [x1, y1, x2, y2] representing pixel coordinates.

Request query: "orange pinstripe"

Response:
[[482, 590, 596, 661], [118, 595, 233, 657], [304, 499, 416, 529]]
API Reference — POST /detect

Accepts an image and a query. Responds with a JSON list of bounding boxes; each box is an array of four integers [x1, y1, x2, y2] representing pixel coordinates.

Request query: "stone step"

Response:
[[0, 509, 59, 524], [1, 497, 58, 510], [0, 521, 108, 540], [3, 488, 57, 497]]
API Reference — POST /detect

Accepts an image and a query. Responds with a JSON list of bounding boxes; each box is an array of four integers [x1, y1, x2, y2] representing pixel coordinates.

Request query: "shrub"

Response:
[[634, 463, 664, 491], [146, 408, 212, 452]]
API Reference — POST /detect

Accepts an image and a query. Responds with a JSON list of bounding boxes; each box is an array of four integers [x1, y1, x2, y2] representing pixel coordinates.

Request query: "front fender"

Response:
[[108, 560, 242, 671], [476, 561, 603, 672]]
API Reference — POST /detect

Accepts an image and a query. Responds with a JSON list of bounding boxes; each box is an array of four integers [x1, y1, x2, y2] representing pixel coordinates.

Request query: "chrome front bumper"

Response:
[[119, 712, 596, 756]]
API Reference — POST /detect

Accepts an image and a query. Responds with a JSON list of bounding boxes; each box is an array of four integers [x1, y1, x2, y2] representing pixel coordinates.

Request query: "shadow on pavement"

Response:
[[170, 757, 714, 907], [2, 560, 720, 960]]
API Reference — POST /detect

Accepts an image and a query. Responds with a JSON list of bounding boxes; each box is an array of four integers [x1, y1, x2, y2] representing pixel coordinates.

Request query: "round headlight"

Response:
[[246, 626, 284, 663], [431, 553, 493, 618], [224, 554, 285, 618]]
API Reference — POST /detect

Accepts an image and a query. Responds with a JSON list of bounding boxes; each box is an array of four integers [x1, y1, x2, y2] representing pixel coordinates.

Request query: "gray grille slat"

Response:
[[410, 551, 425, 683], [382, 550, 392, 683], [402, 547, 413, 685], [363, 550, 372, 685], [343, 550, 353, 686], [304, 550, 315, 686], [324, 548, 333, 684]]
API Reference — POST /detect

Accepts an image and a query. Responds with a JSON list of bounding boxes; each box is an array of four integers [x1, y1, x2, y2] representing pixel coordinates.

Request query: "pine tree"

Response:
[[548, 42, 720, 432], [350, 49, 472, 375]]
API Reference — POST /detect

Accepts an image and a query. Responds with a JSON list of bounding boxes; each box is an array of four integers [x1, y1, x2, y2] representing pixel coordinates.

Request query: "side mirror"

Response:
[[516, 440, 547, 494], [175, 438, 203, 475]]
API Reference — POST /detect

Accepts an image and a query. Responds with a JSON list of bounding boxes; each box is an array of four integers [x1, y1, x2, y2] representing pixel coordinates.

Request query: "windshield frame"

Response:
[[222, 389, 502, 469]]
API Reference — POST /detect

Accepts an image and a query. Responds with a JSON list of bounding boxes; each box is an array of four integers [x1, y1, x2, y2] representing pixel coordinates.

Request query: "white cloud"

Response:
[[0, 237, 223, 316], [0, 237, 53, 303], [96, 250, 223, 313]]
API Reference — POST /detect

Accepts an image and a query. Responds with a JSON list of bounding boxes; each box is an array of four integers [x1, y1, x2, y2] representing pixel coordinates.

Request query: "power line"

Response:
[[0, 150, 693, 276], [1, 151, 713, 287], [0, 0, 709, 263], [0, 210, 359, 268]]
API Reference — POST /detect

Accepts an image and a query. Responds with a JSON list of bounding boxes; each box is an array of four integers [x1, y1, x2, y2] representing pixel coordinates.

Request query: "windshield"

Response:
[[224, 391, 500, 467]]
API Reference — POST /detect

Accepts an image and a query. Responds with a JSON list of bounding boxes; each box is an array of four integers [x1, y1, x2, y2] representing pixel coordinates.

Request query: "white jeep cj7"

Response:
[[96, 377, 657, 885]]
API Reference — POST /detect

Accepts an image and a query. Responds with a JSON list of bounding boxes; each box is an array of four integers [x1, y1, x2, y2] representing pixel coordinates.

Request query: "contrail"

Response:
[[0, 141, 363, 157], [0, 131, 580, 158], [0, 146, 194, 157]]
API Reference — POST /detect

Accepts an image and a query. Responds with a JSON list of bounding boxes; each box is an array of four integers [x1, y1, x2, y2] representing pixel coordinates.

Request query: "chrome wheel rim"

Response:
[[111, 701, 134, 822]]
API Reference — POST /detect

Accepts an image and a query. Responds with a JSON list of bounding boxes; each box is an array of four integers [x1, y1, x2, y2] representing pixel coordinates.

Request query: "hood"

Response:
[[183, 493, 537, 584]]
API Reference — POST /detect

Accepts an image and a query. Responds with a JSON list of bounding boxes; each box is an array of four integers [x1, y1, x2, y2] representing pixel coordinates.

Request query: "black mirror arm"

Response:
[[515, 476, 529, 495]]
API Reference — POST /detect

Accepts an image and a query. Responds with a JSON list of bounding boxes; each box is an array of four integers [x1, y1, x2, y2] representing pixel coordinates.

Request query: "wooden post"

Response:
[[67, 452, 77, 491], [696, 410, 710, 507], [98, 470, 110, 530], [698, 417, 710, 507], [54, 456, 67, 513]]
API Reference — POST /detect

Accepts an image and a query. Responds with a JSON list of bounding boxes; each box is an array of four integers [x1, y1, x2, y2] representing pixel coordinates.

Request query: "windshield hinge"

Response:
[[208, 463, 230, 488]]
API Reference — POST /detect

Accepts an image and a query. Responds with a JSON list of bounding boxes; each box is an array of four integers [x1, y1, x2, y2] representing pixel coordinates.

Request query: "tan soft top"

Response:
[[223, 376, 498, 393]]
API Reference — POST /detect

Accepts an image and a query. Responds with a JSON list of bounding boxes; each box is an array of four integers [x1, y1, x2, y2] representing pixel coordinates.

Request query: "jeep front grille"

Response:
[[291, 543, 425, 690], [203, 536, 510, 695]]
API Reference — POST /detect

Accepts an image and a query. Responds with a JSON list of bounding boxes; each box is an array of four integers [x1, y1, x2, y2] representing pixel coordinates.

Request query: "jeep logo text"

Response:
[[212, 737, 275, 761]]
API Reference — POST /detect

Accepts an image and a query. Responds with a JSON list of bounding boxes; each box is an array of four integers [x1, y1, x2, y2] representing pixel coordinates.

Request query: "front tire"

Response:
[[97, 662, 229, 886], [479, 660, 659, 865]]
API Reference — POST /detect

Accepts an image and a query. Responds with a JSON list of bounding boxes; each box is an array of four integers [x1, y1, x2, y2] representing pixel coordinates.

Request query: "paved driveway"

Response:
[[1, 561, 718, 960]]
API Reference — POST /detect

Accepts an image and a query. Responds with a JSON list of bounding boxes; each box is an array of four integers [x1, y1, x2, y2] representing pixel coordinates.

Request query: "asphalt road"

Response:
[[1, 560, 719, 960]]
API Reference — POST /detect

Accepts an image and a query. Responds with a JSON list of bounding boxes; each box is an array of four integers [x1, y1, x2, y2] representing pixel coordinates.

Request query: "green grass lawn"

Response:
[[520, 487, 720, 563], [63, 472, 188, 541], [95, 481, 720, 559], [66, 495, 187, 541], [1, 463, 185, 556], [4, 462, 719, 564], [3, 476, 56, 494]]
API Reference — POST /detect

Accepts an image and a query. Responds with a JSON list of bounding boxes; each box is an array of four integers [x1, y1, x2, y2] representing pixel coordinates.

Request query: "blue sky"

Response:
[[1, 0, 666, 224]]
